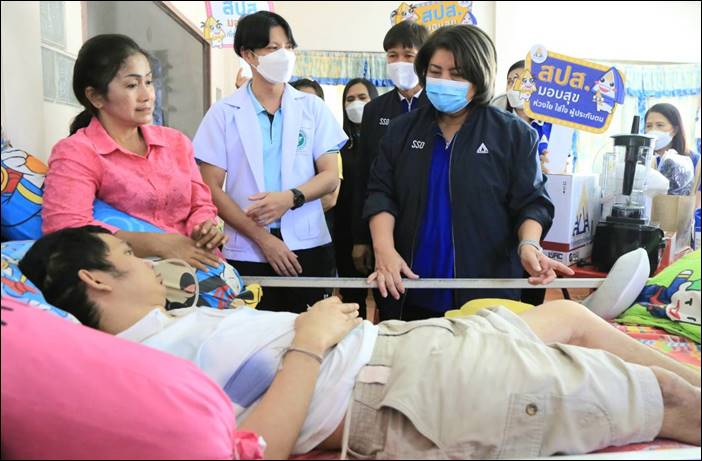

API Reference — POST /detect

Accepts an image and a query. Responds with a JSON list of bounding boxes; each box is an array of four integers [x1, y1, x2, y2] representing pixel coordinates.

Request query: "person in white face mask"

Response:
[[193, 12, 348, 314], [351, 21, 430, 312], [645, 103, 701, 201], [333, 78, 378, 319]]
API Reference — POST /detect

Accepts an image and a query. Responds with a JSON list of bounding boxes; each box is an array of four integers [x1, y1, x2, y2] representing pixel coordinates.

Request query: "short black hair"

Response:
[[383, 21, 429, 52], [234, 11, 297, 57], [414, 25, 497, 106], [290, 78, 324, 100], [18, 226, 117, 329]]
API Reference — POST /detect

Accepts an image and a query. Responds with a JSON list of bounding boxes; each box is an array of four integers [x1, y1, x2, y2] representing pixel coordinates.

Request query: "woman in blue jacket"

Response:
[[364, 25, 573, 320]]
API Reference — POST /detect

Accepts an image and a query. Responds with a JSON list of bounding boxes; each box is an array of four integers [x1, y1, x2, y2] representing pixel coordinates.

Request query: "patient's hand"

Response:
[[292, 297, 361, 355], [521, 245, 575, 285], [155, 233, 222, 270]]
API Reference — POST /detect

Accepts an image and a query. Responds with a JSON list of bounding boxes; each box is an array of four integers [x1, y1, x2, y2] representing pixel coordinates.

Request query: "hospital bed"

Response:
[[249, 276, 701, 461]]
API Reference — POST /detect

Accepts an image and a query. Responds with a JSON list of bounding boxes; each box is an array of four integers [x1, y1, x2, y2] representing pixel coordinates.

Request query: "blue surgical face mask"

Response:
[[425, 77, 471, 114]]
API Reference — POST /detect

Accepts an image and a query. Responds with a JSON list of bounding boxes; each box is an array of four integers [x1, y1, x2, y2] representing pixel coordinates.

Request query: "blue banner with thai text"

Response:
[[522, 46, 625, 134]]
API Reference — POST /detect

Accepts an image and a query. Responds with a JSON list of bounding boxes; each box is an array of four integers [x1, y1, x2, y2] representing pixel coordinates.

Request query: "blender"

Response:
[[592, 116, 665, 274]]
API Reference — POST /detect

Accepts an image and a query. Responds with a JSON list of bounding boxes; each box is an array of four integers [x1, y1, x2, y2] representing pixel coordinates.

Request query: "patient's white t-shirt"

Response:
[[118, 307, 378, 454]]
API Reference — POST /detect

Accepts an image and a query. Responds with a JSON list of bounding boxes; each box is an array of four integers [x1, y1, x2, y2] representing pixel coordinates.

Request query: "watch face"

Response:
[[292, 189, 305, 208]]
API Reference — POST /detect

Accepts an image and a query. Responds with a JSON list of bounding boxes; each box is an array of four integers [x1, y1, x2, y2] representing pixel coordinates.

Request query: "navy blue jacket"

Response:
[[352, 88, 430, 244], [363, 103, 554, 318]]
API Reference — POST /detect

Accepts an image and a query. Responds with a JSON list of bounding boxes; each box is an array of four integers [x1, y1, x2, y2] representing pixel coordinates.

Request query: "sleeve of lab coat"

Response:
[[192, 103, 229, 171], [311, 99, 349, 159]]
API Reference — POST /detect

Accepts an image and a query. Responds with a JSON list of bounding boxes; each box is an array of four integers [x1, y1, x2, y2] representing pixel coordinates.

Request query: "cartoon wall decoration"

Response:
[[202, 1, 275, 48], [390, 1, 477, 30]]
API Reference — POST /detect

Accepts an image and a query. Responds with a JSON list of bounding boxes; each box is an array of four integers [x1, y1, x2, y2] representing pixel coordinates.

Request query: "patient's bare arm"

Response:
[[238, 297, 361, 460]]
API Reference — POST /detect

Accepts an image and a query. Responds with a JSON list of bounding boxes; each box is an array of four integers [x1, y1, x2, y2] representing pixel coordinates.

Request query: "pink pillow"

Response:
[[1, 297, 263, 460]]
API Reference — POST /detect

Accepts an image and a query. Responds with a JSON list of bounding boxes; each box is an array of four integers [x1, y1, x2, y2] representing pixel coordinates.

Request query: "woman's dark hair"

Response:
[[383, 20, 429, 51], [234, 11, 297, 57], [290, 78, 325, 100], [70, 34, 151, 135], [19, 226, 119, 329], [645, 103, 690, 156], [414, 25, 497, 106], [506, 59, 526, 113], [341, 78, 378, 138]]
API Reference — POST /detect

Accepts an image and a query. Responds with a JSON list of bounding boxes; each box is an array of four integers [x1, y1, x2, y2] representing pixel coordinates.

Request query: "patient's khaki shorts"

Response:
[[345, 307, 663, 459]]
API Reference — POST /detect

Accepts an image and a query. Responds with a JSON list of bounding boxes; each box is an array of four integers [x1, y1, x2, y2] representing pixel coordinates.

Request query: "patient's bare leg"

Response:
[[651, 366, 701, 445], [520, 300, 701, 387]]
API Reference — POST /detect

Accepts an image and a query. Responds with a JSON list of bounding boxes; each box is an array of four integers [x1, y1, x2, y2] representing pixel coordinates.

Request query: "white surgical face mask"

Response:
[[253, 48, 296, 84], [345, 100, 366, 124], [647, 130, 673, 151], [506, 89, 524, 109], [387, 61, 419, 91]]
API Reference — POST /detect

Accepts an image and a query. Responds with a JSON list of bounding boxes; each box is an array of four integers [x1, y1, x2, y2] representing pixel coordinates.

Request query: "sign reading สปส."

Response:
[[520, 46, 625, 133]]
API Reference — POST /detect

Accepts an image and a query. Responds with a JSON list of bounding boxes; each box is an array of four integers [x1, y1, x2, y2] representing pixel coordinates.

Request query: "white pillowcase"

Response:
[[583, 248, 651, 320]]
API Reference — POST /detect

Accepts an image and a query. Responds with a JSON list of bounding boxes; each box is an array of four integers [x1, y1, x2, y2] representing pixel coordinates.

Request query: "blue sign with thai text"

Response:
[[522, 47, 625, 134]]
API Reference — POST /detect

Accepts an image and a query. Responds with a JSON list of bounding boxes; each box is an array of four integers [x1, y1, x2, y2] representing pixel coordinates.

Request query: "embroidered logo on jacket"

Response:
[[476, 143, 489, 154]]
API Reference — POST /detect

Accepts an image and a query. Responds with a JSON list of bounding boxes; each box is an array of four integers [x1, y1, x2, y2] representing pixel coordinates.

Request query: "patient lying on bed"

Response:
[[19, 226, 701, 460]]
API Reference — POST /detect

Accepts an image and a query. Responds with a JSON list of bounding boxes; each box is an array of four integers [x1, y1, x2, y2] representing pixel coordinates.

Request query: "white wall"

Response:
[[1, 1, 83, 162], [1, 1, 48, 159], [494, 1, 701, 89], [273, 1, 495, 52]]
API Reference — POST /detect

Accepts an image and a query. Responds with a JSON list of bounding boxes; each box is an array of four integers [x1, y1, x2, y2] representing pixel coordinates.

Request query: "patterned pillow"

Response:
[[1, 148, 45, 240], [617, 250, 701, 343], [1, 241, 80, 324]]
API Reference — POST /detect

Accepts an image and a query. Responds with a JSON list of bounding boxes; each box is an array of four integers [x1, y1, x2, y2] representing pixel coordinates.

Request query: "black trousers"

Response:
[[228, 236, 335, 314], [384, 302, 442, 321], [520, 270, 546, 305], [333, 224, 368, 319]]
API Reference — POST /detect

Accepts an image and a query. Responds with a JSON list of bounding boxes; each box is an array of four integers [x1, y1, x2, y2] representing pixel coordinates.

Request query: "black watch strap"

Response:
[[290, 188, 305, 210]]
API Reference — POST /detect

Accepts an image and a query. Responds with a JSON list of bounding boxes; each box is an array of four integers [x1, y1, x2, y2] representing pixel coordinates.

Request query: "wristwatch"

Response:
[[518, 239, 542, 257], [290, 188, 306, 210]]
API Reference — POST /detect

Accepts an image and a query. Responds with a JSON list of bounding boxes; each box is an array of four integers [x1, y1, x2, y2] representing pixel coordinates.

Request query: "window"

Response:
[[40, 1, 79, 106], [86, 1, 211, 138]]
